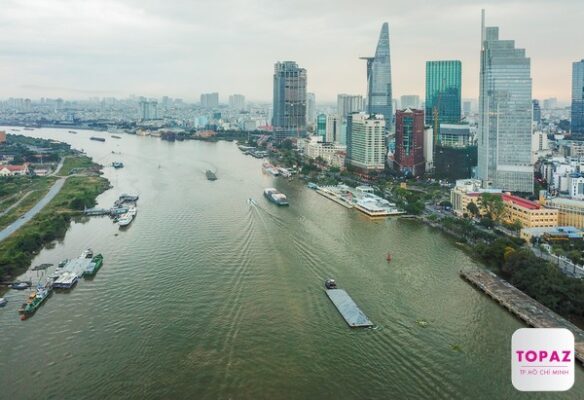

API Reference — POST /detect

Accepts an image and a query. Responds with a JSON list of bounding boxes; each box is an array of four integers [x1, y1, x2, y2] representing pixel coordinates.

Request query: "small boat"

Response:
[[0, 298, 7, 307], [58, 259, 69, 268], [81, 249, 94, 259], [307, 182, 319, 189], [90, 136, 106, 142], [206, 170, 217, 181], [112, 161, 124, 169], [386, 253, 392, 262], [118, 213, 134, 227], [325, 279, 337, 290], [69, 130, 77, 134], [264, 188, 289, 206], [111, 135, 121, 139], [11, 282, 30, 290]]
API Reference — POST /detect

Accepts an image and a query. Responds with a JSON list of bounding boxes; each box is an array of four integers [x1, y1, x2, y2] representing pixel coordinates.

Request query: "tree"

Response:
[[479, 193, 505, 221], [466, 201, 480, 218]]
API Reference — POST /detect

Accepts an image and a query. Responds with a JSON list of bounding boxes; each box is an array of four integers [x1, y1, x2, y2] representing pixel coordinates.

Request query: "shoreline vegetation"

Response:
[[0, 159, 109, 295]]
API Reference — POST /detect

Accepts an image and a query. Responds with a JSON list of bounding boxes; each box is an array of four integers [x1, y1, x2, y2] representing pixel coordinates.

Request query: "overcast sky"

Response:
[[0, 0, 581, 103]]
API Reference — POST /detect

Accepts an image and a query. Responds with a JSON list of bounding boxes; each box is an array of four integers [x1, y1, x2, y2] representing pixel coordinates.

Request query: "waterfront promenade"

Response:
[[461, 268, 584, 365]]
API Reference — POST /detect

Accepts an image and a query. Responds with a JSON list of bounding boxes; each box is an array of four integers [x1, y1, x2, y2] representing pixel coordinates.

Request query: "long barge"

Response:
[[324, 280, 373, 328]]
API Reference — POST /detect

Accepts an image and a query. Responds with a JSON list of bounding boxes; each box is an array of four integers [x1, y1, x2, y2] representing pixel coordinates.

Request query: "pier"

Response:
[[326, 289, 373, 327], [460, 268, 584, 365]]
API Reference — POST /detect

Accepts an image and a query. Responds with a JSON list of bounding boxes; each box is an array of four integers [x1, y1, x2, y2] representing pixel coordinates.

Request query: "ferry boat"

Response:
[[90, 136, 106, 142], [22, 281, 53, 317], [84, 254, 104, 276], [53, 272, 78, 289], [263, 188, 289, 206], [206, 170, 217, 181]]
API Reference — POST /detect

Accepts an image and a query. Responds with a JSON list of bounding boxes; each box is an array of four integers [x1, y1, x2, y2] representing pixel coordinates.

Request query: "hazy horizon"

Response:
[[1, 0, 582, 103]]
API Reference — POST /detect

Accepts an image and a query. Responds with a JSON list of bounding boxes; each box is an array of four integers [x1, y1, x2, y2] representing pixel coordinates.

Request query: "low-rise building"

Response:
[[301, 136, 346, 168], [0, 164, 29, 177], [501, 193, 558, 228], [520, 226, 583, 242], [545, 197, 584, 229]]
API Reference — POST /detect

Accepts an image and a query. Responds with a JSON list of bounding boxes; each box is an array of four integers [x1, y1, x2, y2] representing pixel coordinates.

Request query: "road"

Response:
[[0, 178, 66, 242]]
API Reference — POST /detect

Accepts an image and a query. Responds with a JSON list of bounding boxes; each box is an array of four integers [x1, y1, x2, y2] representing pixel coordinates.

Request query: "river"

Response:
[[0, 127, 582, 399]]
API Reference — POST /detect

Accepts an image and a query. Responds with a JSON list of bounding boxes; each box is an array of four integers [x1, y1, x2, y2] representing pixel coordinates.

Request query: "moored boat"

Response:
[[52, 272, 79, 289], [205, 170, 217, 181], [84, 254, 104, 276], [0, 298, 7, 307], [22, 281, 53, 317]]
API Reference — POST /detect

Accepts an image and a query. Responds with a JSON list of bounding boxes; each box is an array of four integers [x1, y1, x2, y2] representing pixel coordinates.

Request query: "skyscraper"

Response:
[[571, 60, 584, 135], [361, 23, 393, 130], [272, 61, 307, 140], [346, 113, 386, 171], [394, 109, 425, 176], [477, 11, 533, 193], [316, 114, 327, 139], [425, 61, 462, 125], [532, 99, 542, 125], [306, 93, 316, 127]]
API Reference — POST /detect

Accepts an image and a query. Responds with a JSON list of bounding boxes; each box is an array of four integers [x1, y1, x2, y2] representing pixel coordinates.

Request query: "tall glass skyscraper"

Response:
[[477, 12, 533, 193], [571, 60, 584, 136], [425, 61, 462, 125], [361, 23, 393, 131], [272, 61, 307, 140]]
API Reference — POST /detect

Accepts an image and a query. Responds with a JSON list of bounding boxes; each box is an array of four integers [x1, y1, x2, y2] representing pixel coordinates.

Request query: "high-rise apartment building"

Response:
[[139, 100, 158, 121], [337, 94, 364, 122], [400, 95, 420, 110], [346, 113, 386, 171], [272, 61, 307, 140], [394, 109, 425, 176], [477, 12, 533, 193], [326, 114, 338, 143], [571, 60, 584, 135], [200, 92, 219, 108], [361, 23, 393, 130], [425, 60, 462, 125], [228, 94, 245, 110]]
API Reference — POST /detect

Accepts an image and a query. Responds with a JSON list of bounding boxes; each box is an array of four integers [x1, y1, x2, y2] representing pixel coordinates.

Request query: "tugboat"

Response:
[[325, 279, 337, 290], [205, 170, 217, 181], [21, 281, 53, 318]]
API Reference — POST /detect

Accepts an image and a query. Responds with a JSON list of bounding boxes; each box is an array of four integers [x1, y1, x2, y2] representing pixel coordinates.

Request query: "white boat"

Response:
[[127, 206, 137, 217], [118, 213, 134, 227], [0, 298, 7, 307], [53, 272, 79, 289]]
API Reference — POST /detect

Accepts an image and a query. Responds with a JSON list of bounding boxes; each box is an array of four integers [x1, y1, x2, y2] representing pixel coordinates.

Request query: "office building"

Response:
[[425, 60, 462, 125], [571, 60, 584, 135], [346, 113, 386, 171], [361, 23, 393, 130], [463, 100, 472, 115], [272, 61, 307, 140], [228, 94, 245, 110], [477, 12, 533, 193], [394, 108, 425, 176], [326, 114, 338, 143], [316, 113, 326, 139]]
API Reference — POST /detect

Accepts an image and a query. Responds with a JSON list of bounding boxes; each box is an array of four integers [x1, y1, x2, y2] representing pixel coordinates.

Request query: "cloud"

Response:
[[0, 0, 581, 102]]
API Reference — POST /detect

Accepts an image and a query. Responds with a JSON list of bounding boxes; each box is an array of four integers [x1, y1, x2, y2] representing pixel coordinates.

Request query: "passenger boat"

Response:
[[263, 188, 289, 206]]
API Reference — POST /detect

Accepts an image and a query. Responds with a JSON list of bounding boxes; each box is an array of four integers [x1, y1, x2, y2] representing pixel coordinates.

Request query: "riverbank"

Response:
[[0, 172, 109, 295], [421, 214, 584, 330]]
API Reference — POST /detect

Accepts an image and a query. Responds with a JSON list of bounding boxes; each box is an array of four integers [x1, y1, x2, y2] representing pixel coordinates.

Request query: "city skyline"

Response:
[[0, 0, 581, 102]]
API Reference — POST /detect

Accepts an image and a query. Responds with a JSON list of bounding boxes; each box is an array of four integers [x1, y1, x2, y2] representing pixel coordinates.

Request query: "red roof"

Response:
[[502, 193, 540, 210], [1, 165, 27, 172]]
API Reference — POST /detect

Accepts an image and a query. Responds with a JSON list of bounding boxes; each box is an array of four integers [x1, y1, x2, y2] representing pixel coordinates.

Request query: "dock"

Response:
[[460, 268, 584, 365], [326, 289, 373, 327], [62, 257, 92, 277], [316, 188, 353, 209]]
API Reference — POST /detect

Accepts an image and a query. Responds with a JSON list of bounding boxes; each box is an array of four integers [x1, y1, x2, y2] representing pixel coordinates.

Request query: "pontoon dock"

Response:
[[326, 289, 373, 327]]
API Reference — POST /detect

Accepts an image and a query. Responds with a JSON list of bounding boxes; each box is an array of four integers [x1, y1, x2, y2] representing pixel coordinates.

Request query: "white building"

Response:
[[346, 113, 386, 171], [569, 175, 584, 200], [300, 136, 346, 168], [423, 127, 434, 172], [325, 114, 338, 143], [531, 131, 550, 163]]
